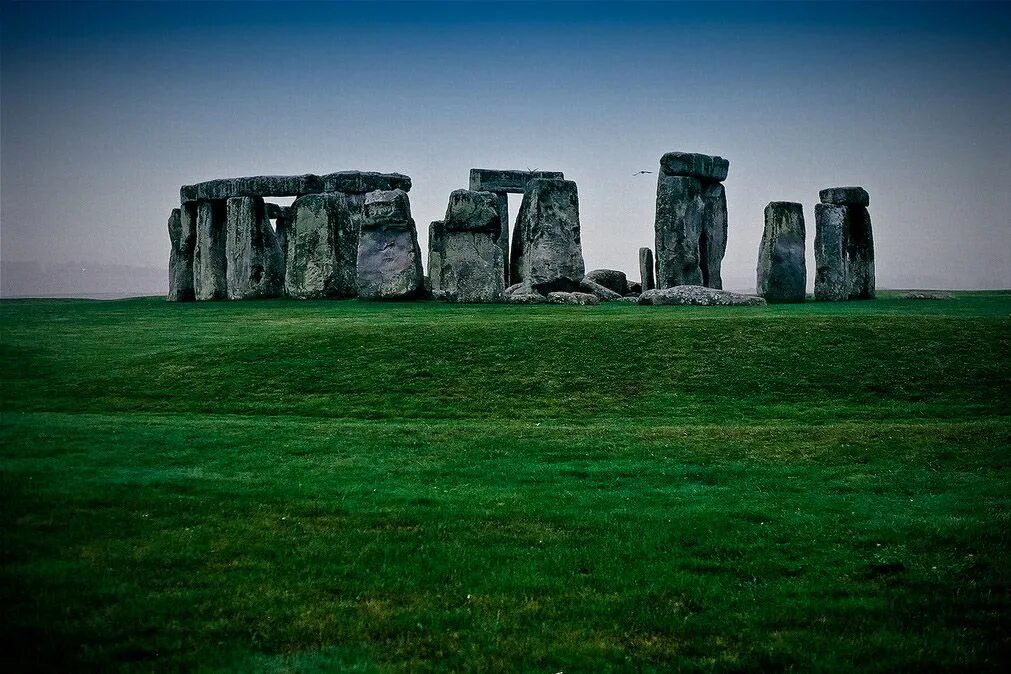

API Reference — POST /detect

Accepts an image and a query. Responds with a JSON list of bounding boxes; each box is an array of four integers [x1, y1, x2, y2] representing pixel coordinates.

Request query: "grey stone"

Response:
[[512, 178, 585, 294], [899, 290, 954, 300], [428, 190, 505, 303], [507, 292, 547, 304], [193, 200, 228, 300], [819, 186, 869, 207], [627, 281, 642, 295], [356, 189, 424, 300], [654, 175, 705, 288], [613, 296, 640, 303], [700, 182, 728, 289], [659, 152, 729, 182], [264, 203, 284, 220], [274, 207, 290, 270], [504, 282, 527, 297], [285, 193, 358, 299], [181, 172, 412, 204], [638, 286, 767, 307], [757, 201, 806, 303], [547, 291, 600, 305], [167, 205, 196, 301], [469, 169, 565, 193], [579, 277, 623, 301], [321, 171, 412, 195], [639, 247, 655, 291], [814, 202, 875, 301], [225, 196, 284, 299], [584, 269, 627, 295]]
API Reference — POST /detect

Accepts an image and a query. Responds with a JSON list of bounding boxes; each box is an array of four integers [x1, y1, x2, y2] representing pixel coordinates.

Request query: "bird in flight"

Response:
[[632, 170, 653, 176]]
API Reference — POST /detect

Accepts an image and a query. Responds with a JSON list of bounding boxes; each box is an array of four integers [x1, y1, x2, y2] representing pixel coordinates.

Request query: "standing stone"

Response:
[[225, 196, 284, 299], [356, 189, 424, 300], [274, 206, 291, 270], [814, 187, 874, 301], [193, 200, 228, 300], [757, 202, 806, 303], [639, 247, 655, 291], [285, 192, 357, 299], [429, 190, 505, 303], [653, 152, 729, 290], [512, 178, 585, 294], [167, 205, 196, 301]]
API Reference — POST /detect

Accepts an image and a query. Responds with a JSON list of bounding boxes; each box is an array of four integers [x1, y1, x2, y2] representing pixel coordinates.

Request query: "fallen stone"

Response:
[[638, 286, 766, 307], [225, 196, 285, 299], [504, 282, 527, 297], [547, 291, 600, 305], [579, 277, 623, 301], [356, 189, 424, 300], [193, 200, 228, 300], [899, 290, 954, 300], [167, 205, 196, 301], [613, 296, 640, 304], [584, 269, 627, 295], [659, 152, 729, 182], [507, 292, 547, 304], [512, 178, 585, 294], [285, 193, 358, 299], [627, 281, 642, 295], [654, 174, 705, 288], [819, 186, 869, 207], [639, 247, 655, 291], [757, 201, 806, 303], [429, 190, 505, 303]]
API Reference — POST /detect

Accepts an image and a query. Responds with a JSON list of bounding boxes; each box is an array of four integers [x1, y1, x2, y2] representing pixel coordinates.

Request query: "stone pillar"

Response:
[[495, 192, 510, 285], [814, 187, 874, 301], [193, 200, 228, 300], [429, 190, 505, 303], [356, 189, 424, 300], [639, 247, 655, 291], [757, 201, 806, 303], [654, 151, 729, 289], [284, 192, 357, 299], [225, 196, 284, 299], [167, 204, 196, 301], [514, 178, 585, 294]]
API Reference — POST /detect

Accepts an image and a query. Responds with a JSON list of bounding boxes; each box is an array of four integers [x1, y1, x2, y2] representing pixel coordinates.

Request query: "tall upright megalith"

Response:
[[356, 189, 424, 300], [654, 152, 729, 289], [167, 205, 196, 301], [429, 190, 505, 303], [512, 178, 585, 294], [814, 187, 874, 301], [225, 196, 284, 299], [193, 200, 228, 300], [757, 201, 806, 303], [639, 247, 655, 291], [284, 193, 358, 299]]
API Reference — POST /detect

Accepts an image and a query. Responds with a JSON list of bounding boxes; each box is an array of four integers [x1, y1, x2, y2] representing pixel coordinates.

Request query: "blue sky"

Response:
[[2, 1, 1009, 289]]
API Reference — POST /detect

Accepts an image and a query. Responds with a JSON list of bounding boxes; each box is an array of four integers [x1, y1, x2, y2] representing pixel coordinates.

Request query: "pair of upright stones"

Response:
[[755, 187, 874, 302], [167, 171, 420, 301], [428, 170, 584, 301]]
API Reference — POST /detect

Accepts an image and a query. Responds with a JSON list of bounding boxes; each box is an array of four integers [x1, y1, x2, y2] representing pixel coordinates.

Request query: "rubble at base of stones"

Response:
[[547, 291, 600, 305], [899, 290, 953, 300], [638, 286, 767, 307]]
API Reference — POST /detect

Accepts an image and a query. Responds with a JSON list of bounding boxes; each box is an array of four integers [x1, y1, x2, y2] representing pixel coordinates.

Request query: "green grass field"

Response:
[[1, 292, 1009, 672]]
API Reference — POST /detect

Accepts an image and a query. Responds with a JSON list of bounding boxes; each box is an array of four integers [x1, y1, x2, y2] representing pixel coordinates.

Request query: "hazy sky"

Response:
[[2, 0, 1009, 290]]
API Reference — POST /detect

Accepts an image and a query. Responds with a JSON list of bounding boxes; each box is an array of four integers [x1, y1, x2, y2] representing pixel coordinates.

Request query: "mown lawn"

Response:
[[1, 292, 1009, 671]]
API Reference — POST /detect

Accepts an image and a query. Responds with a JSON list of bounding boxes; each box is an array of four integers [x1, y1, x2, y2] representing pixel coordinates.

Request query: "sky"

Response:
[[2, 0, 1009, 293]]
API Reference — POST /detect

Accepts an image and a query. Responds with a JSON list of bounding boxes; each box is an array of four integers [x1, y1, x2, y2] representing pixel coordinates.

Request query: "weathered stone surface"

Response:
[[193, 200, 228, 300], [356, 189, 423, 300], [321, 171, 411, 194], [757, 201, 806, 303], [627, 281, 642, 295], [469, 169, 564, 194], [579, 278, 623, 301], [429, 190, 505, 303], [504, 282, 526, 297], [899, 290, 953, 300], [225, 196, 284, 299], [285, 193, 357, 299], [638, 286, 766, 306], [584, 269, 627, 295], [819, 186, 869, 207], [613, 296, 639, 303], [511, 178, 585, 294], [654, 175, 705, 288], [814, 202, 875, 301], [547, 291, 599, 305], [167, 205, 196, 301], [700, 182, 728, 289], [274, 207, 291, 269], [639, 247, 655, 291], [659, 152, 729, 182], [507, 292, 547, 304]]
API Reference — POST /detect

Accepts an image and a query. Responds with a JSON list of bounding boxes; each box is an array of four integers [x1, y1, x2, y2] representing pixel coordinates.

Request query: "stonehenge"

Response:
[[166, 158, 877, 306], [815, 187, 875, 301], [654, 152, 729, 290], [757, 202, 806, 303]]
